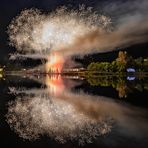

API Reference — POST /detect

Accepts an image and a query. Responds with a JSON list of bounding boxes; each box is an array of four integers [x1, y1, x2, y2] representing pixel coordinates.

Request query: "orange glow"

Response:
[[45, 74, 65, 96], [45, 52, 64, 73], [45, 52, 65, 96]]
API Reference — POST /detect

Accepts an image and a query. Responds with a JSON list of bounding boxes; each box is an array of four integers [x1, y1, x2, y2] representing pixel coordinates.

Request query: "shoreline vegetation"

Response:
[[1, 51, 148, 98], [83, 51, 148, 75], [77, 51, 148, 98], [61, 51, 148, 78], [62, 51, 148, 98], [1, 51, 148, 75]]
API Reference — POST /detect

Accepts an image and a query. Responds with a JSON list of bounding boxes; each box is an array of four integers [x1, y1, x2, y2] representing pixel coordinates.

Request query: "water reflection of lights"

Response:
[[6, 75, 148, 145], [6, 75, 113, 144], [127, 76, 136, 81], [6, 95, 113, 144]]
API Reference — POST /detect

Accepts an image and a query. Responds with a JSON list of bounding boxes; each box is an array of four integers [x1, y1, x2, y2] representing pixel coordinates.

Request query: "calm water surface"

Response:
[[0, 74, 148, 148]]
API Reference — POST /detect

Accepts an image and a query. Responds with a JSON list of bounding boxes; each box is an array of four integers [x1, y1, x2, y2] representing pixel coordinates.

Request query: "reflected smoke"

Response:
[[6, 75, 113, 144], [6, 75, 148, 144]]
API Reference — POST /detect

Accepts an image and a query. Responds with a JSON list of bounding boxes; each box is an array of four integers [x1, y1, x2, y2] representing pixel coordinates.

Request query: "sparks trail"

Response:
[[7, 6, 111, 73]]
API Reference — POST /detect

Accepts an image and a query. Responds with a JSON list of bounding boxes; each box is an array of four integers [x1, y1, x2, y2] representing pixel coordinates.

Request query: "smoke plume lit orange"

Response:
[[45, 52, 64, 73]]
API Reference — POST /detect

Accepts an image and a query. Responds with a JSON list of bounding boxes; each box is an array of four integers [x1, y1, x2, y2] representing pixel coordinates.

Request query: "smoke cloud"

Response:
[[8, 6, 110, 53], [58, 0, 148, 55], [8, 0, 148, 57], [7, 0, 148, 71]]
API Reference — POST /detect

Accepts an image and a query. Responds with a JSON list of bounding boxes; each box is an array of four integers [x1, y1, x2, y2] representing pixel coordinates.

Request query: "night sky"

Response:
[[0, 2, 148, 147], [0, 0, 148, 65]]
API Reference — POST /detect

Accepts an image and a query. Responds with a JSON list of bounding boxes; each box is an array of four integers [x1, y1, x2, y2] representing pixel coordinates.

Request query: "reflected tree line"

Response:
[[87, 76, 148, 98]]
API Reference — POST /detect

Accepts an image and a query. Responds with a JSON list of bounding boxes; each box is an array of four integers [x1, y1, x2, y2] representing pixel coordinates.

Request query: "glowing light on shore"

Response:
[[45, 52, 64, 73]]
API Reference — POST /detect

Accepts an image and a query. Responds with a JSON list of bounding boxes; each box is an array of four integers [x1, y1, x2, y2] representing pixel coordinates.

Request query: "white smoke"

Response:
[[7, 88, 113, 144], [8, 1, 148, 58], [7, 1, 148, 70], [58, 0, 148, 55], [7, 77, 148, 144], [8, 6, 111, 54]]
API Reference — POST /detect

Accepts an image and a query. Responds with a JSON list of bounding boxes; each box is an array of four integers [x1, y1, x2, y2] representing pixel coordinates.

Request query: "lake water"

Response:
[[0, 74, 148, 148]]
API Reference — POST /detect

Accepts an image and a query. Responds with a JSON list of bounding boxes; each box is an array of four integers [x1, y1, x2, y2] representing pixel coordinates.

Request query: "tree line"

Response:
[[87, 51, 148, 74]]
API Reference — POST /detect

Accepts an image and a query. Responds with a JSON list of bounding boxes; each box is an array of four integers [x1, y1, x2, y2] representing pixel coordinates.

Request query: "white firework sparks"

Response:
[[6, 75, 113, 145], [7, 1, 148, 58], [8, 6, 111, 53], [7, 6, 112, 72], [6, 93, 113, 145], [7, 75, 148, 145]]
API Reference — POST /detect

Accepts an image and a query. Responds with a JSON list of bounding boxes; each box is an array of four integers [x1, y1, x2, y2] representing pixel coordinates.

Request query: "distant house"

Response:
[[127, 68, 135, 73]]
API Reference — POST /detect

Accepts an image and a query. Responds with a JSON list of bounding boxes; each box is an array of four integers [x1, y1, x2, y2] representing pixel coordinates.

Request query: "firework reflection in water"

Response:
[[6, 75, 148, 145], [6, 75, 113, 145]]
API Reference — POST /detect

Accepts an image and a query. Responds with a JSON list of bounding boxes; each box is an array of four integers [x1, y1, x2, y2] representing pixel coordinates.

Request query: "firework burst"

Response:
[[8, 6, 111, 72]]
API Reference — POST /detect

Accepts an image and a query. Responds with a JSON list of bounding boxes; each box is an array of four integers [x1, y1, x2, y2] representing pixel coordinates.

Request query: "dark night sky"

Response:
[[0, 0, 148, 65]]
